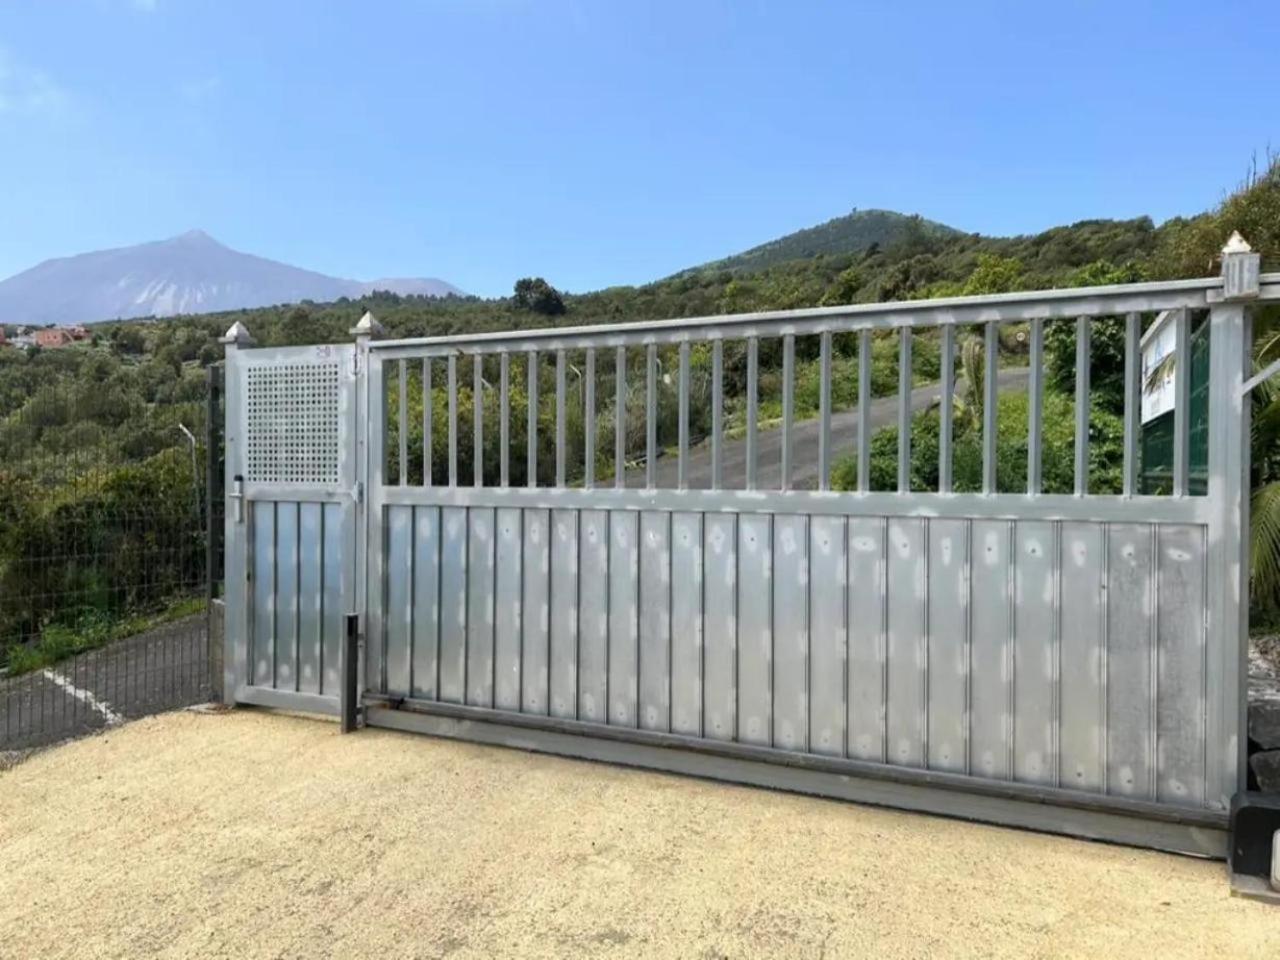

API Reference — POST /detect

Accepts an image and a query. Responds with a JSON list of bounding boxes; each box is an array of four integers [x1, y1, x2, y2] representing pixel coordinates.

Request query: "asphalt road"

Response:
[[627, 367, 1030, 490], [0, 613, 211, 752]]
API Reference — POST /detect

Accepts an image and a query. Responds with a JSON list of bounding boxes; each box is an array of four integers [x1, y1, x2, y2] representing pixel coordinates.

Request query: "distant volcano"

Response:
[[0, 230, 464, 326]]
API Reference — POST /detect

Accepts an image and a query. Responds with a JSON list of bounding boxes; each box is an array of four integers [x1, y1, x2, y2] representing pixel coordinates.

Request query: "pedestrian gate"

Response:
[[223, 244, 1276, 857]]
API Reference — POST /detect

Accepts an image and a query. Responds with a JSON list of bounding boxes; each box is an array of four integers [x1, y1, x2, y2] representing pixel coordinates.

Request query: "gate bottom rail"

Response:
[[361, 693, 1228, 859]]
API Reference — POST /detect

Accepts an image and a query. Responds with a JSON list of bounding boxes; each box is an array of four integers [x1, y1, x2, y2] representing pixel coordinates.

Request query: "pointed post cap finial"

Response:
[[1222, 231, 1253, 255], [219, 320, 253, 346], [1221, 231, 1260, 301], [349, 310, 386, 339]]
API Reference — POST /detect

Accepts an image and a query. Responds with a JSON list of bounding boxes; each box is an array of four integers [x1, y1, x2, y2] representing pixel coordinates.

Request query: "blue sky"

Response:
[[0, 1, 1275, 297]]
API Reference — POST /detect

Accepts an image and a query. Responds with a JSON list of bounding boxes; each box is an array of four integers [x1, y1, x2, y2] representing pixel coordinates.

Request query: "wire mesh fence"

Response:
[[0, 340, 223, 751]]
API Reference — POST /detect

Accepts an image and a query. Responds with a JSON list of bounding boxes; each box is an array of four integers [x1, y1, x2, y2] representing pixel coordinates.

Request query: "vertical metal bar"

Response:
[[782, 334, 795, 491], [499, 352, 509, 487], [340, 613, 359, 733], [857, 329, 871, 493], [584, 348, 596, 489], [818, 331, 833, 490], [645, 343, 657, 489], [746, 337, 759, 491], [422, 359, 432, 486], [397, 359, 408, 486], [677, 341, 690, 490], [711, 340, 724, 490], [938, 324, 954, 494], [364, 351, 386, 703], [1122, 313, 1140, 497], [1172, 308, 1191, 497], [1074, 317, 1090, 496], [556, 349, 567, 487], [983, 321, 998, 494], [447, 354, 458, 487], [614, 346, 625, 489], [1027, 318, 1044, 495], [473, 353, 484, 488], [527, 351, 538, 488], [897, 326, 912, 493], [1205, 300, 1250, 806]]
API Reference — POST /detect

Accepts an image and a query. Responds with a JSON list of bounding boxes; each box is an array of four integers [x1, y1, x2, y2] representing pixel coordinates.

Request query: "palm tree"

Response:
[[1250, 327, 1280, 614]]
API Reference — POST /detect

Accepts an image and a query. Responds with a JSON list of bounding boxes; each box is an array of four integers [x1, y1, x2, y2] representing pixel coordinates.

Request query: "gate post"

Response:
[[341, 614, 360, 732], [219, 321, 253, 704], [1206, 234, 1257, 807], [350, 311, 384, 706]]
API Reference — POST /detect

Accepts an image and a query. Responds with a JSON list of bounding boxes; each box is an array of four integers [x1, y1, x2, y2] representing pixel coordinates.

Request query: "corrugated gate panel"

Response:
[[275, 503, 299, 691], [549, 510, 579, 719], [1107, 524, 1156, 799], [670, 512, 703, 737], [467, 507, 496, 709], [1013, 521, 1056, 786], [1058, 522, 1106, 792], [522, 509, 550, 714], [846, 516, 886, 762], [297, 503, 323, 695], [412, 506, 441, 700], [607, 512, 639, 727], [385, 505, 412, 696], [577, 510, 609, 723], [251, 503, 275, 686], [808, 516, 846, 758], [1156, 524, 1207, 806], [737, 514, 772, 747], [772, 515, 809, 752], [638, 511, 671, 732], [493, 507, 522, 711], [927, 519, 968, 773], [886, 518, 926, 769], [702, 514, 737, 741], [970, 520, 1012, 780], [439, 507, 468, 704], [321, 501, 347, 695]]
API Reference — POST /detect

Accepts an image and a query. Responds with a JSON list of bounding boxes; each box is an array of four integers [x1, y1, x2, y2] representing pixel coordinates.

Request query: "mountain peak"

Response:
[[170, 228, 217, 244], [0, 233, 465, 326]]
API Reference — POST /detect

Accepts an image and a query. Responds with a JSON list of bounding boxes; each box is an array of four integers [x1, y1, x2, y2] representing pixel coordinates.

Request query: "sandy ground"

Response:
[[2, 710, 1278, 960]]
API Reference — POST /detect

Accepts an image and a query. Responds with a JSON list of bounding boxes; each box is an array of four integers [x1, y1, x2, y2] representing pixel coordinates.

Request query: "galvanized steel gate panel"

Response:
[[225, 259, 1276, 856], [223, 341, 358, 715]]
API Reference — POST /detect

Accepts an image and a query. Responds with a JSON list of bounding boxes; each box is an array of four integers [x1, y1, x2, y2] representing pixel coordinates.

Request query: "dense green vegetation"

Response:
[[2, 158, 1278, 668], [677, 208, 958, 276]]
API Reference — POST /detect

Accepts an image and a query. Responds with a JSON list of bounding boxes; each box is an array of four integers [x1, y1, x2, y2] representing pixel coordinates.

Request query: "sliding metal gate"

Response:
[[224, 244, 1276, 857]]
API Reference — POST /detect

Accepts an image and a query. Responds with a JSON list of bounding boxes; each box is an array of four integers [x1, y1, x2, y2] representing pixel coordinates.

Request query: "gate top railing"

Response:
[[350, 239, 1274, 513]]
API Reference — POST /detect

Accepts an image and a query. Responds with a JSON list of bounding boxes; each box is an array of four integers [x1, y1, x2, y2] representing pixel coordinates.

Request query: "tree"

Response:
[[1043, 261, 1145, 415], [961, 254, 1025, 295], [513, 277, 566, 316], [280, 306, 313, 345]]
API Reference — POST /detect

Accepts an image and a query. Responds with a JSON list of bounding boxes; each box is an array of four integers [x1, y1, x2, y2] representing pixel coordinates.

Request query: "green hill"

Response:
[[680, 209, 960, 276]]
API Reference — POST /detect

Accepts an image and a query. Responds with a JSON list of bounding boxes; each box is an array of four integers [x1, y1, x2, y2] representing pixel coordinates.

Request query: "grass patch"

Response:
[[2, 595, 205, 676]]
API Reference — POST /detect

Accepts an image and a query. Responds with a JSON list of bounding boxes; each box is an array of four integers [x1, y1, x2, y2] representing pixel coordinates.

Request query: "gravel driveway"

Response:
[[1, 709, 1276, 959]]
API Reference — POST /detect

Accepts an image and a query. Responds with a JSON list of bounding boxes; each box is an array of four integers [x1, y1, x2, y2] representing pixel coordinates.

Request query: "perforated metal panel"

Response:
[[245, 362, 341, 484]]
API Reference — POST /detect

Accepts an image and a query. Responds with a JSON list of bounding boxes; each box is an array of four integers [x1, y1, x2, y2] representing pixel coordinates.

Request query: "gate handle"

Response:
[[230, 474, 245, 523]]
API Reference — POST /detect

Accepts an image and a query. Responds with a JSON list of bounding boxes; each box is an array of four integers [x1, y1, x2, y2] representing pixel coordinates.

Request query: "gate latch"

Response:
[[230, 474, 245, 523]]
